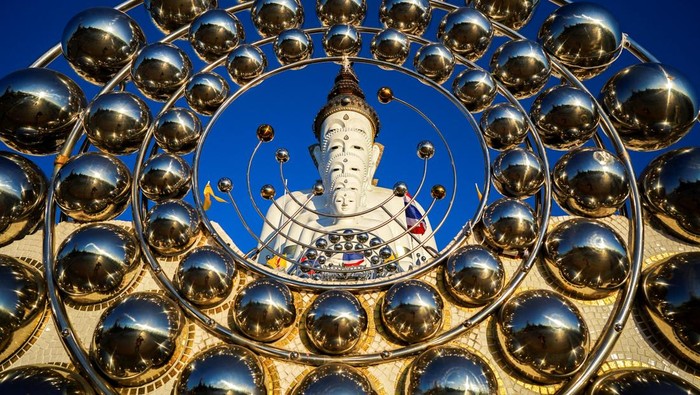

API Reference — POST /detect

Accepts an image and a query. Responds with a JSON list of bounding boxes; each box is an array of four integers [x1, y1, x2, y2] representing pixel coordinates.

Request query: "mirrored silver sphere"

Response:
[[471, 0, 540, 31], [185, 72, 229, 116], [218, 177, 233, 193], [406, 346, 498, 394], [317, 0, 366, 26], [176, 344, 267, 395], [370, 28, 410, 65], [381, 279, 443, 343], [83, 92, 152, 155], [55, 224, 140, 304], [175, 246, 236, 307], [153, 107, 202, 155], [480, 198, 538, 251], [553, 147, 629, 217], [585, 369, 700, 395], [0, 365, 95, 395], [414, 43, 455, 84], [145, 0, 217, 33], [226, 44, 268, 85], [416, 140, 435, 159], [497, 289, 589, 383], [251, 0, 304, 37], [530, 85, 599, 150], [438, 7, 493, 61], [0, 68, 86, 155], [188, 9, 244, 62], [305, 290, 367, 354], [0, 152, 46, 247], [444, 245, 504, 306], [379, 0, 431, 35], [323, 24, 362, 57], [453, 69, 497, 113], [479, 103, 529, 150], [291, 363, 376, 395], [232, 278, 296, 342], [144, 200, 201, 256], [490, 39, 551, 98], [54, 152, 131, 222], [274, 29, 314, 65], [603, 63, 700, 151], [131, 42, 193, 101], [492, 147, 545, 198], [91, 292, 185, 386], [545, 218, 629, 299], [139, 153, 192, 202]]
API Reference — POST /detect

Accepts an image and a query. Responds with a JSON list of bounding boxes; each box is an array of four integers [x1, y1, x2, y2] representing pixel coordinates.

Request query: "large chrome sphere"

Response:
[[0, 365, 94, 395], [144, 0, 217, 33], [452, 69, 497, 113], [0, 68, 86, 155], [479, 103, 528, 150], [585, 368, 700, 395], [379, 0, 431, 35], [0, 153, 46, 246], [438, 7, 493, 61], [490, 39, 551, 98], [175, 246, 236, 307], [642, 252, 700, 365], [251, 0, 304, 37], [480, 198, 538, 251], [55, 224, 140, 304], [153, 107, 202, 155], [530, 85, 599, 150], [492, 147, 545, 198], [131, 42, 193, 101], [323, 24, 362, 57], [232, 278, 296, 342], [291, 363, 375, 395], [553, 147, 629, 217], [413, 43, 455, 84], [83, 92, 152, 155], [600, 63, 699, 151], [274, 29, 313, 65], [539, 2, 622, 79], [317, 0, 366, 26], [305, 290, 368, 354], [54, 152, 131, 222], [184, 72, 229, 116], [471, 0, 539, 31], [91, 292, 185, 386], [545, 218, 629, 299], [188, 9, 244, 62], [444, 245, 504, 306], [144, 200, 201, 256], [381, 279, 443, 343], [640, 147, 700, 243], [370, 28, 410, 65], [139, 153, 192, 202], [405, 346, 498, 394], [497, 289, 589, 383], [0, 255, 45, 352], [226, 44, 268, 85], [176, 344, 266, 395], [62, 8, 145, 84]]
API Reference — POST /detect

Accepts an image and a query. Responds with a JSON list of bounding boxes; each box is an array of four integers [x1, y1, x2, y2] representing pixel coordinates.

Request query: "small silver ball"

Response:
[[305, 249, 319, 260], [480, 198, 538, 251], [406, 346, 499, 394], [291, 364, 375, 394], [83, 92, 152, 155], [490, 39, 551, 98], [0, 153, 46, 246], [452, 68, 497, 113], [312, 180, 325, 196], [530, 85, 599, 150], [444, 245, 504, 306], [274, 29, 314, 65], [185, 72, 229, 116], [431, 184, 446, 200], [393, 181, 408, 197], [145, 0, 217, 33], [218, 177, 233, 193], [379, 246, 393, 259], [438, 7, 493, 61], [260, 184, 276, 200], [479, 103, 528, 150], [251, 0, 304, 37], [0, 365, 93, 394], [144, 200, 200, 256], [379, 0, 431, 35], [416, 140, 435, 159], [131, 42, 193, 101], [232, 278, 296, 342], [472, 0, 540, 31], [381, 280, 443, 343], [330, 233, 342, 244], [323, 24, 362, 57], [492, 147, 545, 198], [317, 0, 366, 26], [175, 246, 236, 307], [153, 108, 202, 155], [305, 290, 368, 354], [357, 233, 369, 243], [370, 28, 410, 65], [226, 44, 267, 85], [275, 148, 290, 163], [176, 345, 267, 394], [188, 9, 244, 62], [414, 43, 455, 84]]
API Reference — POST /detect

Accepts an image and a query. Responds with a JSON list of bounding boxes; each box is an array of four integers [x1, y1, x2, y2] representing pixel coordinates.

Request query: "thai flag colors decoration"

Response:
[[342, 252, 365, 267], [404, 193, 427, 235]]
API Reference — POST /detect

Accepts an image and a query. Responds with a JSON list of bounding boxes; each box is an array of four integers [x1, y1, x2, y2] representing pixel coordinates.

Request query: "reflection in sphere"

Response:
[[145, 0, 217, 33], [0, 152, 46, 247], [414, 43, 455, 84], [370, 28, 410, 65], [188, 9, 244, 62], [492, 147, 545, 198], [226, 44, 268, 85], [291, 363, 375, 395], [185, 72, 229, 116], [381, 280, 443, 343], [144, 200, 201, 256], [530, 85, 599, 150], [139, 153, 192, 202], [62, 8, 146, 84], [55, 224, 140, 304], [585, 368, 700, 395], [379, 0, 431, 35], [553, 147, 629, 218], [175, 246, 236, 307], [153, 108, 202, 155], [90, 292, 184, 386], [0, 68, 86, 155], [490, 39, 551, 98], [438, 7, 493, 61], [131, 43, 192, 101], [317, 0, 366, 26], [452, 68, 497, 113], [479, 103, 528, 150], [471, 0, 540, 31], [305, 290, 367, 354], [600, 63, 699, 151], [232, 278, 296, 342], [545, 218, 629, 299], [640, 147, 700, 243], [274, 29, 314, 65], [54, 152, 131, 222], [444, 245, 504, 306], [405, 346, 498, 394], [176, 344, 266, 395], [0, 255, 45, 354], [322, 24, 362, 57], [0, 365, 95, 395], [480, 198, 538, 252], [83, 92, 152, 155], [250, 0, 304, 37], [497, 289, 589, 383]]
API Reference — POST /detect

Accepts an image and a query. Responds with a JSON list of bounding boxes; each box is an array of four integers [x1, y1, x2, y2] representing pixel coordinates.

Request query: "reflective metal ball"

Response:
[[62, 7, 145, 84], [260, 184, 276, 200], [54, 152, 131, 222], [393, 181, 408, 197], [600, 63, 699, 151], [188, 9, 244, 62], [144, 200, 201, 256], [379, 0, 431, 35], [251, 0, 304, 37], [414, 43, 455, 84], [91, 292, 185, 386], [185, 72, 229, 116], [381, 280, 443, 343], [438, 7, 493, 61], [0, 68, 86, 155], [530, 85, 599, 150], [431, 184, 446, 200], [585, 368, 700, 395], [55, 224, 140, 304], [323, 24, 362, 57], [471, 0, 540, 31], [153, 108, 202, 155], [452, 69, 497, 113], [274, 29, 313, 65], [370, 28, 410, 65], [145, 0, 217, 33], [497, 289, 589, 383], [139, 153, 191, 202], [232, 278, 296, 342], [416, 140, 435, 159], [480, 198, 538, 251], [83, 92, 152, 155], [226, 44, 267, 85], [0, 365, 94, 395], [377, 86, 395, 104], [175, 246, 236, 307], [545, 218, 629, 299], [0, 153, 46, 246], [257, 124, 275, 142], [479, 103, 529, 150], [444, 245, 504, 306], [492, 147, 545, 198], [553, 147, 629, 217], [131, 42, 193, 101], [317, 0, 366, 26], [291, 363, 375, 394], [312, 180, 325, 196], [275, 148, 290, 163], [0, 255, 45, 352], [490, 39, 551, 98], [406, 346, 498, 394], [305, 290, 368, 354], [218, 177, 233, 193]]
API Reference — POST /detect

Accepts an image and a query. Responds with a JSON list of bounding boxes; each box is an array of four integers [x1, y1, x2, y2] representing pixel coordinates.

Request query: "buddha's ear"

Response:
[[367, 142, 383, 183], [308, 144, 321, 169]]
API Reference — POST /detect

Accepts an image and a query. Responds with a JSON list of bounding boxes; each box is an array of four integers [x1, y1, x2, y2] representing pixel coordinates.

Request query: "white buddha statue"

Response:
[[258, 63, 437, 280]]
